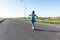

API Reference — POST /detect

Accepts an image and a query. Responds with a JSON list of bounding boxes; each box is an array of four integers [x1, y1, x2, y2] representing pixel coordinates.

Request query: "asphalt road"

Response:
[[0, 18, 60, 40]]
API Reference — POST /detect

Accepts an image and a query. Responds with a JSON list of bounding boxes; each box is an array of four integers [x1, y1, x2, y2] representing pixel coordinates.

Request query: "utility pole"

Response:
[[20, 0, 26, 19]]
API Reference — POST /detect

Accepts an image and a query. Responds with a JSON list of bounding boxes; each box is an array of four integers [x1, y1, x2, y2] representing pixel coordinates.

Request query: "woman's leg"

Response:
[[31, 21, 35, 29]]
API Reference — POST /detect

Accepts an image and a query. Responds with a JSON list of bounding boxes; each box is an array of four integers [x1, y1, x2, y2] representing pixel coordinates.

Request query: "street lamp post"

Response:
[[16, 5, 17, 19], [20, 0, 26, 19], [24, 2, 26, 19]]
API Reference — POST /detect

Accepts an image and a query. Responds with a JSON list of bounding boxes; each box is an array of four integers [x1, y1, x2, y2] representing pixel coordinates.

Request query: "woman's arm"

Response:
[[35, 14, 39, 18]]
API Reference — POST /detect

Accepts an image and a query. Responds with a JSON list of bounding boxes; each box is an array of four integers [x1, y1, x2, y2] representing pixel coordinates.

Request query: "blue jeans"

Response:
[[30, 20, 35, 27]]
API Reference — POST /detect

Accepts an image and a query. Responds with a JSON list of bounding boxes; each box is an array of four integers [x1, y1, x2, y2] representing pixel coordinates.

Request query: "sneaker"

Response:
[[32, 27, 35, 29]]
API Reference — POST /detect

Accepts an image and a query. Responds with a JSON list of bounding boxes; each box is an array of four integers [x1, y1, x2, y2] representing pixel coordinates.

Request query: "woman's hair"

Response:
[[32, 11, 35, 13]]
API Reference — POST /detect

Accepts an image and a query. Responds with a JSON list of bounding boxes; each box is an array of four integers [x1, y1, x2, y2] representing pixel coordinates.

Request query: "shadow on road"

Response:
[[34, 29, 60, 33]]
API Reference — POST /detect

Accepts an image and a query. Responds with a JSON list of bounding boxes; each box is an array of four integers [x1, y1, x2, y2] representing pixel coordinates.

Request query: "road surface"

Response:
[[0, 18, 60, 40]]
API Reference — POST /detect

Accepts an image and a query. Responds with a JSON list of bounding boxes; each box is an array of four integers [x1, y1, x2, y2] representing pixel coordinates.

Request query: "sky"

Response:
[[0, 0, 60, 18]]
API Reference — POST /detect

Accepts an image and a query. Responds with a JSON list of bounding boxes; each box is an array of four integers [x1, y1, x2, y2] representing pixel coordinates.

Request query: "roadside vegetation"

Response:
[[0, 18, 4, 21], [0, 18, 6, 23], [16, 17, 60, 24]]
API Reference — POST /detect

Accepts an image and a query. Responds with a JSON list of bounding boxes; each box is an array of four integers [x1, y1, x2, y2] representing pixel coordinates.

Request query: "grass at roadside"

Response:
[[16, 17, 60, 24], [0, 18, 4, 21], [0, 18, 6, 23], [36, 18, 60, 24]]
